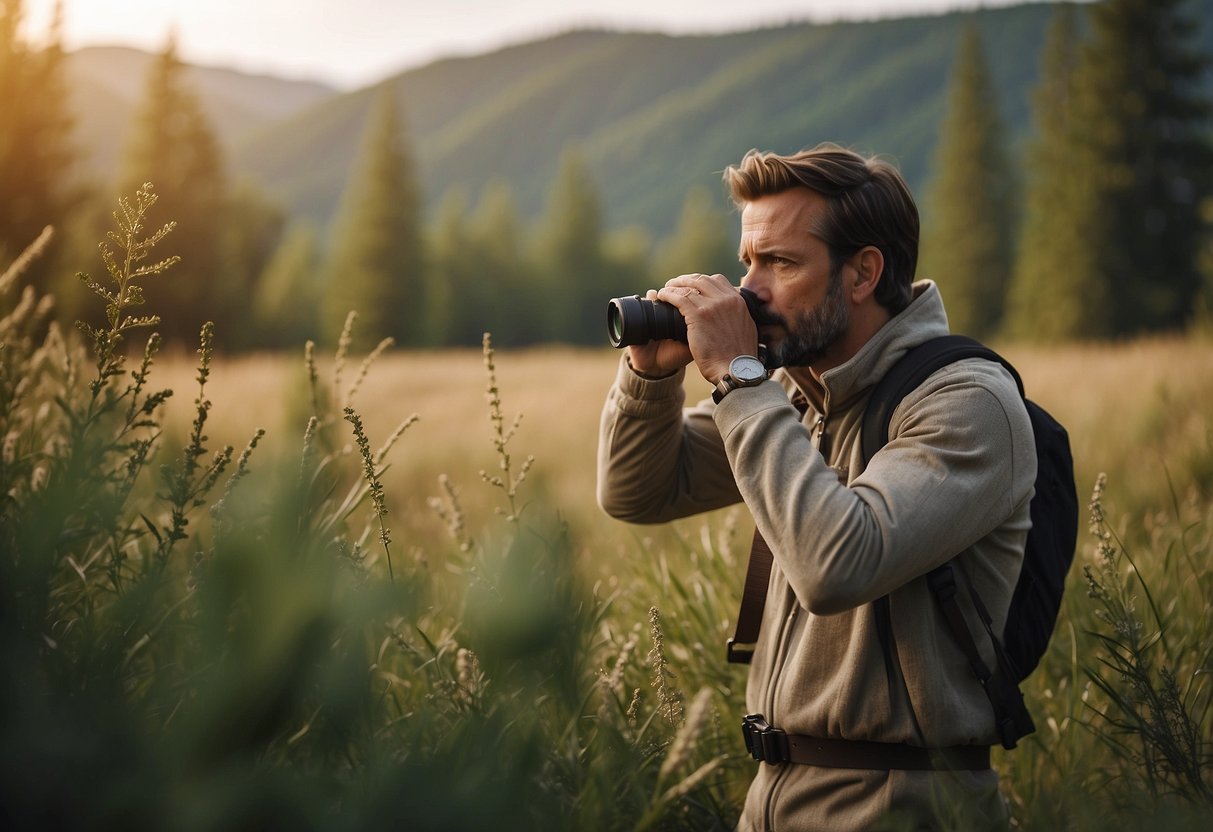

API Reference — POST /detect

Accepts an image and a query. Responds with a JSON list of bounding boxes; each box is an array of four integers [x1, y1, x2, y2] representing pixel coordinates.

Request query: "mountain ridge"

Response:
[[228, 4, 1059, 236], [61, 3, 1212, 239]]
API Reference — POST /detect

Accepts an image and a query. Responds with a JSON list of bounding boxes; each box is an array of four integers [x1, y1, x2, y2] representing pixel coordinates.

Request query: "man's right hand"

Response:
[[626, 289, 694, 377]]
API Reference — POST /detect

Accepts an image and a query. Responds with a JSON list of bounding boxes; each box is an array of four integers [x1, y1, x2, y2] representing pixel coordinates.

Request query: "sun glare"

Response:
[[17, 0, 1042, 89]]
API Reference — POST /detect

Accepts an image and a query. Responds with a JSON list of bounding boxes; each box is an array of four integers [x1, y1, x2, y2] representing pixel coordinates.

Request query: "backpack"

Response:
[[724, 335, 1079, 749], [864, 335, 1079, 748]]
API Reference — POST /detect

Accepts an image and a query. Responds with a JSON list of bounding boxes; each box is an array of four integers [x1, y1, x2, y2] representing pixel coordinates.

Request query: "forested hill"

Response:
[[65, 2, 1210, 238], [65, 46, 338, 179], [229, 2, 1064, 236]]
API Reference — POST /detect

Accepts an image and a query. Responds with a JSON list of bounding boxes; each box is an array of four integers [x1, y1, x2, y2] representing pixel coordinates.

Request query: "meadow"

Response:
[[155, 334, 1213, 549], [144, 332, 1213, 828], [4, 211, 1212, 827]]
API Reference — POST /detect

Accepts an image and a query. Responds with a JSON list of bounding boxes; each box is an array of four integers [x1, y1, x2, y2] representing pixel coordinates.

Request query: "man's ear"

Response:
[[850, 246, 884, 304]]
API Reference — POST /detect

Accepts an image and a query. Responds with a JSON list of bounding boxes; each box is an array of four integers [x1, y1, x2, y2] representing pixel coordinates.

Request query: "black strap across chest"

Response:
[[725, 335, 1035, 749]]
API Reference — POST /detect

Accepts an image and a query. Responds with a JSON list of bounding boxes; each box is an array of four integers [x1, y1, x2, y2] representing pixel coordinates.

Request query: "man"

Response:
[[596, 144, 1035, 831]]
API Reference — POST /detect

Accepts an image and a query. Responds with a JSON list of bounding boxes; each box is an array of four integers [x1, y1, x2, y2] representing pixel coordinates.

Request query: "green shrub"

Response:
[[0, 186, 740, 831]]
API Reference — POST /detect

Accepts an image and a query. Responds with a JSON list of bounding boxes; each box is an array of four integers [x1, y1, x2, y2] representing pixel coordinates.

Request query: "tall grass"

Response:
[[2, 187, 1211, 829], [0, 189, 741, 831], [1000, 472, 1212, 830]]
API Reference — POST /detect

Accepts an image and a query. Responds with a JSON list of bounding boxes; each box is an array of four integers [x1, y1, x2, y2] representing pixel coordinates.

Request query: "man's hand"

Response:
[[625, 286, 694, 377], [659, 273, 759, 385]]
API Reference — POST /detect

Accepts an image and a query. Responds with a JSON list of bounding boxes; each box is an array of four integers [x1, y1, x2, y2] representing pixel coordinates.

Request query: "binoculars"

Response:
[[607, 287, 763, 348]]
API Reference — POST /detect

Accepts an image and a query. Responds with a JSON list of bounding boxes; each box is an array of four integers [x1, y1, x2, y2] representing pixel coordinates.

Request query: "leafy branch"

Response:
[[76, 182, 179, 398], [479, 332, 534, 523]]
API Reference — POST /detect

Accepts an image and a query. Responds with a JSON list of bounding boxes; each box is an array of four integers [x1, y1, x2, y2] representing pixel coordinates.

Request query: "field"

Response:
[[157, 334, 1213, 564], [5, 321, 1213, 829], [157, 335, 1213, 820]]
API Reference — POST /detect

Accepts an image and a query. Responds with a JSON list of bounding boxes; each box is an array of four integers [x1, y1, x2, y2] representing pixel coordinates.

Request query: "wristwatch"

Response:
[[712, 355, 768, 403]]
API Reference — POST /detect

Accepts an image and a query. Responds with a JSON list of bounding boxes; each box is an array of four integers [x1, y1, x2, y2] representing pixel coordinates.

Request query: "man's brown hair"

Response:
[[724, 143, 919, 315]]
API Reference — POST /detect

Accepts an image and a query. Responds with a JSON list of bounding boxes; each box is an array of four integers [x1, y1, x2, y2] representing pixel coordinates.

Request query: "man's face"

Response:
[[738, 188, 850, 369]]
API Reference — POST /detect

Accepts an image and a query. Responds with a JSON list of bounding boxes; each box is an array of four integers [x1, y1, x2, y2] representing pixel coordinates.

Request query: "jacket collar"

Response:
[[791, 280, 950, 414]]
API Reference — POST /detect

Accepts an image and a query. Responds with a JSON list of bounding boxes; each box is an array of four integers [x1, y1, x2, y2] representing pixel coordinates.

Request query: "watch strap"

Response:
[[712, 375, 739, 404]]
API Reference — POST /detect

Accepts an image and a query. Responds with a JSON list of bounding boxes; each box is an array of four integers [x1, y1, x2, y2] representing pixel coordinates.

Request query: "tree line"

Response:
[[923, 0, 1212, 341], [2, 0, 1211, 350]]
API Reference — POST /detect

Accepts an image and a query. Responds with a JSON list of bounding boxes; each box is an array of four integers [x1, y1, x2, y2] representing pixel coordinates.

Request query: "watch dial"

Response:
[[732, 356, 767, 383]]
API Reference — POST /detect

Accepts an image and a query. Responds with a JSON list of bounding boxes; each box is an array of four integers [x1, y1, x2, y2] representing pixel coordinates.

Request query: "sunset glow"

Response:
[[21, 0, 1057, 88]]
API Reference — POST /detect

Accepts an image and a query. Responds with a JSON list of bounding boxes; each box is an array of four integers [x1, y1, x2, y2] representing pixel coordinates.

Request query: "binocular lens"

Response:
[[606, 287, 763, 349], [606, 295, 688, 348]]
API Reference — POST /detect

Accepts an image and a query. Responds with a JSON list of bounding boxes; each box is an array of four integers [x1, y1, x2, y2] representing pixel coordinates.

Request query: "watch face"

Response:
[[730, 355, 767, 383]]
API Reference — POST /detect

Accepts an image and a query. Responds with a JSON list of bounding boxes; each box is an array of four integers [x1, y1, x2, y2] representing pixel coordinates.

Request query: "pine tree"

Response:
[[919, 21, 1016, 338], [426, 188, 480, 346], [323, 87, 424, 349], [470, 180, 538, 347], [1004, 5, 1109, 340], [253, 221, 321, 348], [653, 187, 737, 286], [222, 184, 285, 349], [533, 149, 608, 345], [1070, 0, 1213, 334], [1199, 198, 1213, 329], [0, 0, 73, 269], [118, 36, 228, 344]]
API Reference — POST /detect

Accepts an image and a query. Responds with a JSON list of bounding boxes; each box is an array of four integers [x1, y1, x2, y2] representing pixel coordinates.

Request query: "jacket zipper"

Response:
[[762, 599, 798, 832], [765, 409, 825, 719], [813, 414, 831, 461], [762, 407, 828, 830]]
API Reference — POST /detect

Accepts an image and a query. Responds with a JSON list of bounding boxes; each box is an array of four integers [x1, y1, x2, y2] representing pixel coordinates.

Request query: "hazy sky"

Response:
[[23, 0, 1059, 89]]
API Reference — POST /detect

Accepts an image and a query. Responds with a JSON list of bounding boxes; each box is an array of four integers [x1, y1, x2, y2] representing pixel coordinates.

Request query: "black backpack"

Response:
[[864, 335, 1079, 748]]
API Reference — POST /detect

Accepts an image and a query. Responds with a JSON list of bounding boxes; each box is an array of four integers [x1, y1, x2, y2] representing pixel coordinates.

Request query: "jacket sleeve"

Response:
[[713, 361, 1035, 615], [596, 355, 745, 523]]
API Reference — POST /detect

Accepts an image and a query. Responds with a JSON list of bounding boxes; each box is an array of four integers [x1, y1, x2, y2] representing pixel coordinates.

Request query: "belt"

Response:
[[741, 714, 991, 771]]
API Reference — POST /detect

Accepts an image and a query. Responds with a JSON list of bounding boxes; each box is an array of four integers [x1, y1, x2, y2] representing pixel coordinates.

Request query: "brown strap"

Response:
[[786, 734, 990, 771], [728, 394, 814, 664], [727, 527, 773, 663], [741, 714, 990, 770]]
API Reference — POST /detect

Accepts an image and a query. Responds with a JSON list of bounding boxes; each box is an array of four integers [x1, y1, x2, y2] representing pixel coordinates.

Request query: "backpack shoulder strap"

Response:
[[866, 334, 1036, 749], [862, 334, 1023, 466]]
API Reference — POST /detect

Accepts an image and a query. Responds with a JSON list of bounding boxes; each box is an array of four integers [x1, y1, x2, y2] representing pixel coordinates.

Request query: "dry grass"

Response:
[[150, 344, 716, 556], [155, 335, 1213, 529], [144, 333, 1213, 625], [999, 335, 1213, 514]]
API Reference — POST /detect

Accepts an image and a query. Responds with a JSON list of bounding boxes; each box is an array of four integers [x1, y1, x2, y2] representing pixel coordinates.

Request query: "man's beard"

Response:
[[757, 268, 849, 369]]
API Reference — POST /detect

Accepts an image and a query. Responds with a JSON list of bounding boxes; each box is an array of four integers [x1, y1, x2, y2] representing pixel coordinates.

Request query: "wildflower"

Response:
[[344, 406, 394, 580], [649, 606, 683, 726]]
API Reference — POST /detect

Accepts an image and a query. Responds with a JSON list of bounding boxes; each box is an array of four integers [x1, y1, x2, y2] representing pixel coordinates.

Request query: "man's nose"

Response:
[[740, 268, 768, 301]]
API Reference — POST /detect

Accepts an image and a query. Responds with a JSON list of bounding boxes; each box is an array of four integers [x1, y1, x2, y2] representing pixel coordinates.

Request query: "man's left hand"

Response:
[[657, 273, 760, 385]]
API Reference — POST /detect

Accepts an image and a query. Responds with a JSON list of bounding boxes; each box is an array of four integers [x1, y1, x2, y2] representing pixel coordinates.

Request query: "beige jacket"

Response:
[[597, 282, 1036, 831]]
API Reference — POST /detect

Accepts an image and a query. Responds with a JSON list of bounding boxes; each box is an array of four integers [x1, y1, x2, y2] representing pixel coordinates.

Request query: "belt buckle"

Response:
[[741, 713, 789, 764]]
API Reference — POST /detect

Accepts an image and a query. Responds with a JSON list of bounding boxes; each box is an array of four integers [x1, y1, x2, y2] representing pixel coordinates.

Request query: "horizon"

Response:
[[21, 0, 1067, 90]]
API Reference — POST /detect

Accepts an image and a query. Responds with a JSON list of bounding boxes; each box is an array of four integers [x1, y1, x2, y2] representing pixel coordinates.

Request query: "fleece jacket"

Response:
[[597, 281, 1036, 831]]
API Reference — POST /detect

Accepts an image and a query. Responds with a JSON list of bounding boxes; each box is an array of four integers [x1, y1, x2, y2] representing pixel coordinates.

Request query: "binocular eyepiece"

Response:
[[606, 287, 763, 348]]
